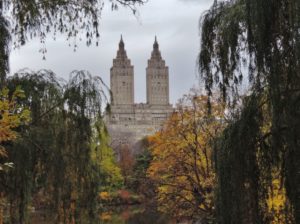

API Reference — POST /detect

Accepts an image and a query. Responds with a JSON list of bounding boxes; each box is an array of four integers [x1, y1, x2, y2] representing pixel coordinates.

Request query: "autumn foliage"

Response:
[[147, 93, 224, 220], [0, 87, 30, 166]]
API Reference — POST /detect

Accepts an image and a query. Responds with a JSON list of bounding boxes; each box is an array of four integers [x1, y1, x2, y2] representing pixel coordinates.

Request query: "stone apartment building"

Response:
[[104, 36, 173, 151]]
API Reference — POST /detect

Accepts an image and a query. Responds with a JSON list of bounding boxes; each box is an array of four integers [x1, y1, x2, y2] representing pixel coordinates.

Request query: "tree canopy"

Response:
[[0, 69, 124, 223], [2, 0, 146, 46], [0, 1, 147, 222], [199, 0, 300, 222], [148, 93, 224, 221], [0, 0, 146, 82], [0, 86, 30, 171]]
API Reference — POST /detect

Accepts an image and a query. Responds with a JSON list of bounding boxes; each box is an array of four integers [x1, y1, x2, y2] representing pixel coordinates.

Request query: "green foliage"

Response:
[[0, 1, 147, 222], [92, 120, 123, 192], [214, 94, 263, 223], [0, 0, 146, 82], [199, 0, 246, 101], [1, 0, 146, 49], [2, 70, 64, 223], [130, 139, 155, 197], [0, 69, 118, 223], [199, 0, 300, 222]]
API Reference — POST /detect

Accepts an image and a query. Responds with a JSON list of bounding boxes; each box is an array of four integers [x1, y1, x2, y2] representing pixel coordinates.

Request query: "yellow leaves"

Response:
[[199, 204, 206, 210], [99, 212, 112, 221], [147, 93, 225, 218], [267, 179, 284, 208], [266, 173, 292, 224], [99, 191, 110, 201], [0, 87, 30, 154]]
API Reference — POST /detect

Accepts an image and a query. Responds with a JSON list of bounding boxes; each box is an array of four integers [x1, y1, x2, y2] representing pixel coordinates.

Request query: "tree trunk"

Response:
[[0, 192, 4, 224], [285, 92, 300, 223], [0, 0, 9, 88]]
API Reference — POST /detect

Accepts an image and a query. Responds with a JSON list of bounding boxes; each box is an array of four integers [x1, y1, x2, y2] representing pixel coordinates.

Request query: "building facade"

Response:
[[105, 36, 173, 151]]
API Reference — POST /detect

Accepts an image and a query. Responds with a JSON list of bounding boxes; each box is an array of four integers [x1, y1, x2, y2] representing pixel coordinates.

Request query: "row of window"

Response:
[[148, 74, 168, 79], [150, 86, 168, 91], [112, 72, 133, 76], [149, 98, 168, 103]]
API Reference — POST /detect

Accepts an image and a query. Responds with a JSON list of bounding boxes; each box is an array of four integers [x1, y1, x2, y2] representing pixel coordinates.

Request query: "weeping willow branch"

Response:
[[199, 0, 300, 222]]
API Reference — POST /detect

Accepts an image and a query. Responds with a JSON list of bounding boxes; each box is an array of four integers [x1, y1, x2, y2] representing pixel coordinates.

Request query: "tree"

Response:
[[199, 0, 300, 222], [0, 87, 30, 164], [0, 0, 146, 154], [0, 70, 116, 223], [92, 119, 123, 192], [118, 144, 135, 187], [147, 93, 224, 221], [130, 138, 155, 197], [0, 0, 146, 181], [0, 14, 9, 86], [0, 87, 30, 223], [214, 93, 294, 224], [0, 0, 146, 82]]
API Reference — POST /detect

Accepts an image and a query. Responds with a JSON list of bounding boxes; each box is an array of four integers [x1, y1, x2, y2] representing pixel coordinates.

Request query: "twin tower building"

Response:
[[105, 36, 173, 146], [110, 36, 170, 106]]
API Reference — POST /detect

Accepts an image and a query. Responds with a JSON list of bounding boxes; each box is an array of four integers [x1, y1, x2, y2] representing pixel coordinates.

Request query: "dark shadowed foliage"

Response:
[[0, 14, 10, 86], [199, 0, 300, 223], [1, 69, 110, 223]]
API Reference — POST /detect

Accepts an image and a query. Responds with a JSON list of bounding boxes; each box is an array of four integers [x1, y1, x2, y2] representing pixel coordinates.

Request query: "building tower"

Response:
[[110, 36, 134, 105], [146, 36, 169, 105]]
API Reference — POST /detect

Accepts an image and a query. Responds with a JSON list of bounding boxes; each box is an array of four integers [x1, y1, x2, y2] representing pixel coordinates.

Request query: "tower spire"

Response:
[[151, 36, 161, 59], [153, 35, 159, 49], [147, 36, 169, 105], [119, 34, 124, 49], [116, 34, 127, 59]]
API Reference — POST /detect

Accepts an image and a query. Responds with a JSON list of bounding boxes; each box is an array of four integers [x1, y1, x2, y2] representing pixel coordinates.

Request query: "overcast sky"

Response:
[[9, 0, 214, 105]]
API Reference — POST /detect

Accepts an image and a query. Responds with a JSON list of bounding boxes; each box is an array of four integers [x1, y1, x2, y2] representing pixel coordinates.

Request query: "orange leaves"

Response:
[[147, 93, 225, 219]]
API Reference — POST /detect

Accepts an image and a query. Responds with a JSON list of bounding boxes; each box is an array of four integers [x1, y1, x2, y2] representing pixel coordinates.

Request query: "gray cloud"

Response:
[[9, 0, 214, 105]]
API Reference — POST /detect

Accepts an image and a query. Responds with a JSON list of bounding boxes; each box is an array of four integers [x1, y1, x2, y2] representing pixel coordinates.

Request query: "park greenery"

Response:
[[199, 0, 300, 223], [1, 70, 121, 223], [147, 94, 224, 221], [0, 0, 299, 223]]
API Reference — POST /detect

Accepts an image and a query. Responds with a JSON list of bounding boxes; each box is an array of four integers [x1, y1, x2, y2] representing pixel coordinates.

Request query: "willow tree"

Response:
[[51, 70, 109, 223], [0, 14, 9, 87], [0, 0, 146, 180], [1, 70, 111, 223], [0, 0, 146, 83], [3, 70, 64, 223], [199, 0, 300, 223]]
